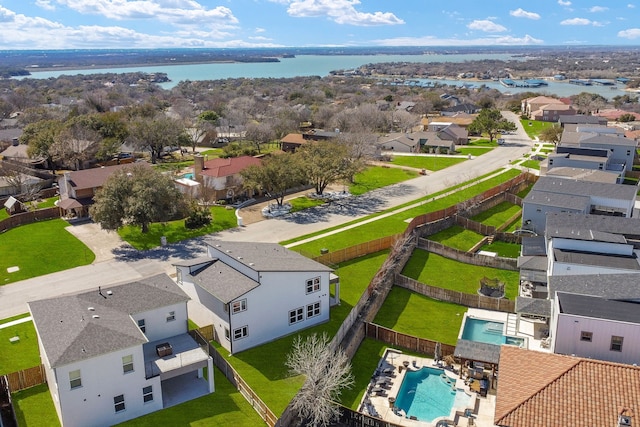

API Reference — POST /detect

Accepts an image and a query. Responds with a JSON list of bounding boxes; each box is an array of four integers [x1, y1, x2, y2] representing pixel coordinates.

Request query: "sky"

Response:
[[0, 0, 639, 50]]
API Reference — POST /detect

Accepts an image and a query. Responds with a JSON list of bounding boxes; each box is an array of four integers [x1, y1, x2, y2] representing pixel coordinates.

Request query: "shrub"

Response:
[[185, 204, 212, 229]]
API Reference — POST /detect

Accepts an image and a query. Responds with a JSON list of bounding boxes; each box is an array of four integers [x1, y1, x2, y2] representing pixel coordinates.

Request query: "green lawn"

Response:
[[374, 287, 466, 346], [505, 218, 522, 233], [348, 166, 418, 196], [213, 251, 389, 416], [0, 219, 95, 285], [0, 209, 8, 221], [0, 318, 40, 375], [402, 249, 519, 299], [289, 169, 522, 255], [199, 148, 225, 157], [521, 160, 541, 170], [152, 160, 195, 173], [116, 367, 268, 426], [427, 225, 484, 251], [471, 201, 522, 228], [520, 119, 553, 139], [516, 184, 533, 199], [468, 139, 498, 147], [289, 196, 326, 213], [118, 206, 237, 250], [12, 384, 61, 427], [389, 156, 467, 171], [479, 241, 522, 258], [456, 147, 493, 156]]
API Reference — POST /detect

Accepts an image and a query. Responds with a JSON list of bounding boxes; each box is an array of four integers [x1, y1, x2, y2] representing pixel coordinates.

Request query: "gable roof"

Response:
[[529, 176, 638, 201], [557, 291, 640, 323], [200, 156, 261, 178], [62, 163, 143, 190], [281, 133, 307, 144], [29, 274, 188, 368], [206, 240, 333, 273], [495, 346, 640, 427], [376, 133, 420, 149], [549, 273, 640, 300], [189, 259, 259, 303]]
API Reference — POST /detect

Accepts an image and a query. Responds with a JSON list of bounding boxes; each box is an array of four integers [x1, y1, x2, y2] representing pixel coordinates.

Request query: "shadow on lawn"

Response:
[[112, 236, 209, 262]]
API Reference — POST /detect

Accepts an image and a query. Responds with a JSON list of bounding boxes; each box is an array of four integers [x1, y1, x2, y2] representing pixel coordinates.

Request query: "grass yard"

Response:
[[198, 148, 224, 157], [456, 147, 493, 156], [479, 241, 522, 258], [471, 201, 522, 228], [0, 209, 8, 221], [349, 166, 418, 196], [12, 384, 61, 427], [427, 225, 484, 251], [402, 250, 519, 299], [505, 218, 522, 233], [118, 205, 237, 250], [520, 119, 553, 139], [289, 196, 325, 213], [213, 251, 389, 416], [0, 219, 95, 285], [468, 139, 498, 147], [0, 318, 40, 375], [152, 159, 195, 173], [389, 155, 467, 171], [374, 287, 466, 346], [521, 159, 540, 170], [116, 366, 268, 426], [288, 169, 522, 255], [516, 184, 533, 199]]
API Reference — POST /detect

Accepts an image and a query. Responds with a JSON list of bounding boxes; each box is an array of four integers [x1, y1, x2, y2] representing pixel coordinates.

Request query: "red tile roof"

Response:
[[495, 346, 640, 427], [201, 156, 261, 178]]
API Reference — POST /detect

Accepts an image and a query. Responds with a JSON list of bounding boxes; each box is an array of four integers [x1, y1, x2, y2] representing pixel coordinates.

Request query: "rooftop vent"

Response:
[[88, 307, 95, 311], [107, 290, 113, 295], [249, 263, 255, 266], [238, 256, 243, 260], [92, 315, 100, 319], [226, 250, 231, 253]]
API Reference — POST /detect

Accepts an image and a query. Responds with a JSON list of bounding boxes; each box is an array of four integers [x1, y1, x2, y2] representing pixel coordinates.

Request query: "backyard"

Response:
[[427, 225, 483, 252], [0, 219, 95, 285], [471, 201, 522, 228], [401, 250, 519, 300], [0, 314, 40, 375], [520, 119, 554, 139]]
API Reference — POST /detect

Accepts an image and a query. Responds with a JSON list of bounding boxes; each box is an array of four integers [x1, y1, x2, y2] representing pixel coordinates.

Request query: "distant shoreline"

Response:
[[25, 60, 246, 73]]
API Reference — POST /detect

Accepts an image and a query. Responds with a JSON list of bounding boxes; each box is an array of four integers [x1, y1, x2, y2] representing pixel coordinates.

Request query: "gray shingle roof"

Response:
[[546, 213, 640, 238], [28, 274, 188, 368], [190, 259, 259, 303], [557, 292, 640, 324], [517, 255, 548, 271], [530, 176, 637, 200], [524, 190, 590, 210], [549, 273, 640, 300], [553, 248, 640, 271], [454, 339, 501, 365], [515, 297, 551, 317], [547, 227, 627, 244], [206, 240, 333, 273]]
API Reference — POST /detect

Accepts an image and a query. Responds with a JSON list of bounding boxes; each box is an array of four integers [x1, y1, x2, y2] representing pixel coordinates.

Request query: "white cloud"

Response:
[[589, 6, 608, 12], [560, 17, 593, 25], [467, 19, 507, 33], [618, 28, 640, 39], [255, 27, 266, 33], [509, 8, 540, 20], [35, 0, 56, 11], [558, 0, 571, 5], [375, 34, 542, 47], [285, 0, 404, 26], [628, 3, 636, 8]]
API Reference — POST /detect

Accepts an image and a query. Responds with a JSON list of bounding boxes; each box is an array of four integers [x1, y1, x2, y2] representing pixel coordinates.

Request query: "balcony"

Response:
[[143, 333, 210, 380]]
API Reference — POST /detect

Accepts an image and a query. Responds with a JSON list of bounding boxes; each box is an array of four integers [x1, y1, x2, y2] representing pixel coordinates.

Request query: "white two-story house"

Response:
[[29, 274, 214, 427], [173, 240, 338, 353]]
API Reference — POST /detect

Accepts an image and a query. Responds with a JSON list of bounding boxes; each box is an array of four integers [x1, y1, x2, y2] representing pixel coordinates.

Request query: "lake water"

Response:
[[18, 53, 629, 98]]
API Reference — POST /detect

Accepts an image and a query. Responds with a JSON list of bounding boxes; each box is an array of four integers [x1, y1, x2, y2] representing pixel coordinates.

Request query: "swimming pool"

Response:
[[182, 173, 195, 180], [394, 367, 471, 422], [461, 317, 526, 347]]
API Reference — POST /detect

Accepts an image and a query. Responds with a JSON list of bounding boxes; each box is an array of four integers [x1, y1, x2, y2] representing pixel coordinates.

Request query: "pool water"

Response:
[[182, 173, 195, 180], [395, 367, 471, 422], [461, 317, 525, 347]]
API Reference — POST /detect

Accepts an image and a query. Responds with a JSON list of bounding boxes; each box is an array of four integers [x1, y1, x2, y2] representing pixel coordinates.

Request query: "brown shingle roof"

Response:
[[281, 133, 307, 144], [66, 163, 142, 190], [495, 346, 640, 427]]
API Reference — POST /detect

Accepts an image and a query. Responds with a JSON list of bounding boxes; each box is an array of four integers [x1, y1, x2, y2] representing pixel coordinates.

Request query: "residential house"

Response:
[[521, 176, 637, 235], [558, 114, 607, 127], [427, 122, 469, 145], [521, 96, 567, 117], [280, 129, 340, 152], [441, 103, 480, 116], [376, 131, 456, 154], [57, 163, 145, 218], [544, 167, 620, 184], [375, 133, 421, 153], [495, 346, 640, 427], [280, 133, 307, 153], [532, 103, 576, 122], [173, 240, 338, 354], [188, 155, 261, 202], [28, 274, 214, 427]]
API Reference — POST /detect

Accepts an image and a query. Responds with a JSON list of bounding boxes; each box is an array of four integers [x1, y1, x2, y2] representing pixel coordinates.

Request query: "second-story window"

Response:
[[232, 299, 247, 314], [306, 277, 320, 294]]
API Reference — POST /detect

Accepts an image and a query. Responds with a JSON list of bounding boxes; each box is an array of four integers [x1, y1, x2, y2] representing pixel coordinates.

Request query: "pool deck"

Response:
[[362, 349, 497, 427]]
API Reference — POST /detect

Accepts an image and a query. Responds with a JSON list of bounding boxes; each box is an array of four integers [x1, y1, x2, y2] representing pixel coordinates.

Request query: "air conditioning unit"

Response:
[[618, 415, 632, 427]]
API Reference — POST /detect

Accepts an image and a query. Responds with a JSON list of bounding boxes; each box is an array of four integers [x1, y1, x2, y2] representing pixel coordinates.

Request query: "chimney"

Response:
[[64, 171, 72, 182], [194, 155, 204, 182]]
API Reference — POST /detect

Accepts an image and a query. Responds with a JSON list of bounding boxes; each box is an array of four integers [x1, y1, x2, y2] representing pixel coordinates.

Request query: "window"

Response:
[[306, 277, 321, 294], [114, 394, 125, 413], [122, 355, 134, 374], [307, 302, 321, 318], [289, 307, 304, 325], [611, 336, 624, 352], [627, 150, 632, 156], [166, 311, 175, 322], [580, 331, 593, 342], [224, 327, 230, 341], [69, 370, 82, 389], [233, 326, 248, 340], [232, 299, 247, 314], [142, 386, 153, 403], [137, 319, 146, 334]]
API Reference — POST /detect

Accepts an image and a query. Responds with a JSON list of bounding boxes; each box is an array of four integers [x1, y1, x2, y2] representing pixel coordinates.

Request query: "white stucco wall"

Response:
[[131, 301, 188, 342]]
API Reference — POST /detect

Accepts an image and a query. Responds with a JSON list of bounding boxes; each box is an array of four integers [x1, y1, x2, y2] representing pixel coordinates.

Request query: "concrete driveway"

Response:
[[64, 222, 128, 263]]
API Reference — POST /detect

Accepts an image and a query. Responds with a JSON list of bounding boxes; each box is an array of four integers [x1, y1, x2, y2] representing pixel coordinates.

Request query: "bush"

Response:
[[185, 204, 212, 229]]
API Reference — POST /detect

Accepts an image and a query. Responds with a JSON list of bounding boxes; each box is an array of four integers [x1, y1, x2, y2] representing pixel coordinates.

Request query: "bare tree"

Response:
[[286, 333, 354, 427], [245, 121, 275, 153]]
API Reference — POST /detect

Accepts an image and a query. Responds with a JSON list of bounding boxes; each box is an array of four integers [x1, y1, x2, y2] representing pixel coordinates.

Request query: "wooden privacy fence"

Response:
[[365, 323, 456, 358], [0, 207, 60, 233], [188, 328, 288, 427], [418, 238, 518, 270], [5, 365, 46, 392], [313, 235, 399, 264], [395, 274, 515, 313]]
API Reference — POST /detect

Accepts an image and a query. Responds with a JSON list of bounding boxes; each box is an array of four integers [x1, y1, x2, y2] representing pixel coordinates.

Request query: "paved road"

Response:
[[0, 113, 533, 319]]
